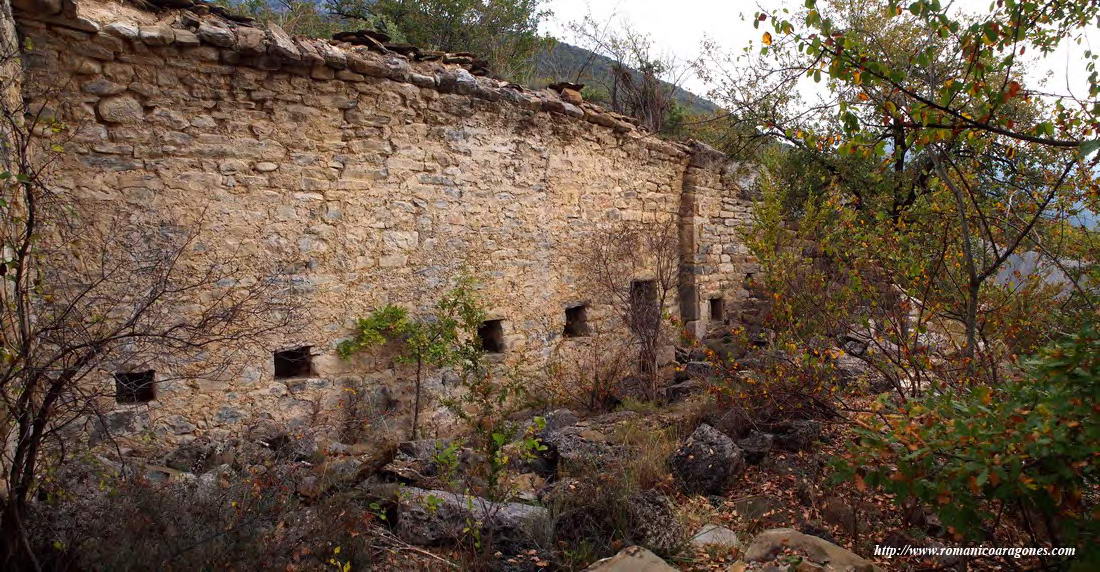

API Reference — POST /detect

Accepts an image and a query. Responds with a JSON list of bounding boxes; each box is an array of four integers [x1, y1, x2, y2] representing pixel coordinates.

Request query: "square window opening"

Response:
[[563, 305, 590, 338], [115, 370, 156, 403], [478, 320, 505, 353], [709, 297, 725, 322], [274, 346, 313, 379]]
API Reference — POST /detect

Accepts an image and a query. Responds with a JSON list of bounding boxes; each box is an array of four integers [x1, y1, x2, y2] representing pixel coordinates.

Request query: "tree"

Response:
[[338, 279, 485, 440], [702, 0, 1100, 552], [582, 218, 680, 401], [560, 14, 690, 133], [0, 41, 299, 567], [326, 0, 550, 81]]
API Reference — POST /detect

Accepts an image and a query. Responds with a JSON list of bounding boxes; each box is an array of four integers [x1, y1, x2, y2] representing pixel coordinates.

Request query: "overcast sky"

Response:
[[541, 0, 1097, 99]]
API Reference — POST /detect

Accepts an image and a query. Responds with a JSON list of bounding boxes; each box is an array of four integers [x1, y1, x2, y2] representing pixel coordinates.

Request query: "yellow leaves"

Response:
[[853, 70, 862, 85], [762, 32, 773, 46]]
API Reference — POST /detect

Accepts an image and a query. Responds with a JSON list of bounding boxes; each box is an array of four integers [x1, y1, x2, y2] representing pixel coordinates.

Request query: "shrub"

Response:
[[837, 323, 1099, 566]]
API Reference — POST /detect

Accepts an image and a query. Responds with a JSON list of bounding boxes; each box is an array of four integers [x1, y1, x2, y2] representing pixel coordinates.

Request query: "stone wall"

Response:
[[1, 0, 22, 169], [9, 0, 759, 447]]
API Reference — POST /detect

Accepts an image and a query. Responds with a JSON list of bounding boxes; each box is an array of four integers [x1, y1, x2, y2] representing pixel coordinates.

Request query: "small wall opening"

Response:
[[274, 346, 313, 379], [709, 297, 725, 322], [115, 370, 155, 403], [563, 305, 590, 338], [478, 320, 505, 353]]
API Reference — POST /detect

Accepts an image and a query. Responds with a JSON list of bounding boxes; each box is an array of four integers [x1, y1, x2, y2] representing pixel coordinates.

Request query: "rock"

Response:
[[102, 22, 140, 40], [438, 68, 478, 95], [691, 524, 741, 549], [737, 430, 774, 464], [539, 425, 617, 473], [398, 487, 549, 548], [798, 520, 837, 544], [770, 420, 822, 452], [541, 408, 579, 433], [583, 546, 677, 571], [235, 26, 266, 55], [560, 87, 583, 105], [668, 424, 745, 495], [731, 494, 780, 521], [744, 528, 880, 571], [704, 407, 751, 440], [266, 23, 300, 60], [82, 78, 126, 96], [627, 490, 683, 553], [379, 439, 460, 486], [821, 497, 857, 536], [139, 25, 175, 46], [164, 441, 212, 472], [665, 379, 705, 401], [197, 21, 236, 48], [97, 95, 143, 123], [174, 29, 200, 47]]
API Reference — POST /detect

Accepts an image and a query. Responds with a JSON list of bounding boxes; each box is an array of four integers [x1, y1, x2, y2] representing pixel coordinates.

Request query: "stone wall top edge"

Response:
[[10, 0, 733, 165]]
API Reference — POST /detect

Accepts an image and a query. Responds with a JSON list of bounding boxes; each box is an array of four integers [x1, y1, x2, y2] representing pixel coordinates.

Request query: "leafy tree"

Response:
[[839, 323, 1099, 566], [327, 0, 550, 81], [338, 278, 485, 440]]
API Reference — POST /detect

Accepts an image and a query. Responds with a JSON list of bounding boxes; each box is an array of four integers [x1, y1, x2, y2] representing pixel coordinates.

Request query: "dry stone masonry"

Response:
[[2, 0, 760, 447]]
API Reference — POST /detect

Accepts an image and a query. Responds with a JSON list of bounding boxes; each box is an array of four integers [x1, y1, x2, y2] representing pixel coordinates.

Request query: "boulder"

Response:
[[770, 420, 822, 452], [541, 408, 579, 433], [397, 487, 549, 548], [691, 524, 741, 550], [668, 424, 745, 495], [737, 430, 775, 464], [539, 425, 618, 473], [744, 528, 881, 571], [627, 490, 683, 553], [583, 546, 677, 571], [665, 379, 705, 401], [379, 439, 450, 485]]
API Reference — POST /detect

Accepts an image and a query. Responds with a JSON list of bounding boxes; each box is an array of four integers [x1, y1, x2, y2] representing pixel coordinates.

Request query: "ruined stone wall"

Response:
[[1, 0, 22, 170], [10, 0, 757, 447]]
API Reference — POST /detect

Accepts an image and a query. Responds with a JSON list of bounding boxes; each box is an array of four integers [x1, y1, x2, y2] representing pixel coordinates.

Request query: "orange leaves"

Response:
[[762, 32, 773, 46], [1006, 80, 1022, 99]]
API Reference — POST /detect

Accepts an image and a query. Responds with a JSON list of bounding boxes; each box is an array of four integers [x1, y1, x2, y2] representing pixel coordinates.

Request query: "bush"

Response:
[[838, 323, 1099, 566]]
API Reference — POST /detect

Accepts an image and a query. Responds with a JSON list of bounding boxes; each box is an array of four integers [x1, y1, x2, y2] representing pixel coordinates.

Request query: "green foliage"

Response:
[[339, 278, 486, 438], [838, 323, 1099, 559], [328, 0, 550, 81]]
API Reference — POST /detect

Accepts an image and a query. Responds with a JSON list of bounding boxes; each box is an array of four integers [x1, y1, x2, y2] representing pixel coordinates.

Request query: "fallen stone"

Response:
[[398, 487, 548, 547], [583, 546, 677, 571], [744, 528, 881, 571], [770, 420, 822, 452], [737, 430, 775, 464], [691, 524, 741, 549], [668, 423, 745, 495], [627, 490, 683, 553]]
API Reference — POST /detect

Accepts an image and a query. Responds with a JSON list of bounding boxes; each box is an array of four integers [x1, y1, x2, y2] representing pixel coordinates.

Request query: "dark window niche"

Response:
[[274, 346, 313, 379], [478, 320, 505, 353], [709, 297, 725, 322], [563, 305, 590, 338], [115, 370, 155, 404]]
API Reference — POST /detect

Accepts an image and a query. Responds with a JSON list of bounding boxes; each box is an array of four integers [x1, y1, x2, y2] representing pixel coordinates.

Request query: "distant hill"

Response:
[[533, 40, 720, 116]]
